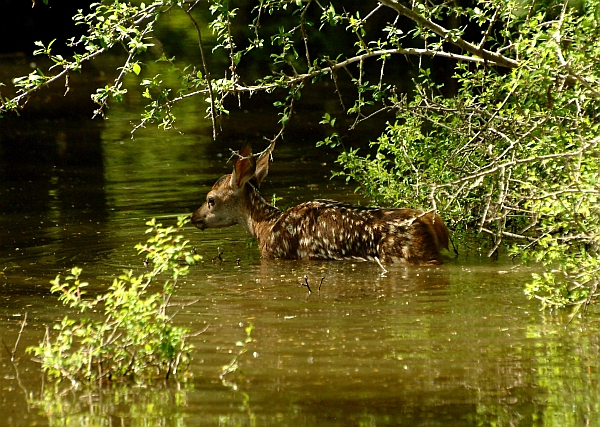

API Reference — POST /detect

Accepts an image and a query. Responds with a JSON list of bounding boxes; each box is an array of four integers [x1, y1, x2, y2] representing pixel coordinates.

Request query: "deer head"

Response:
[[191, 145, 271, 231]]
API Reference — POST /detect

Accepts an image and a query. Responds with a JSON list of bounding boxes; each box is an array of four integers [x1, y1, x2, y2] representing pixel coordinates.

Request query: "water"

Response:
[[1, 60, 600, 427]]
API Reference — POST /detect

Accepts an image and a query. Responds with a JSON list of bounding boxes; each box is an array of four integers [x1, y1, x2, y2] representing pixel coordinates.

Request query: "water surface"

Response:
[[1, 60, 599, 427]]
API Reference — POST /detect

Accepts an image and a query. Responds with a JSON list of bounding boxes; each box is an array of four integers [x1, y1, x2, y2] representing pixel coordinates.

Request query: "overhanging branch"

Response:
[[378, 0, 519, 69]]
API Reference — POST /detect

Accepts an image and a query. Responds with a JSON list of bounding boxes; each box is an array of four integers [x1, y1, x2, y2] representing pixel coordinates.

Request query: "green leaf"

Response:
[[132, 62, 141, 75]]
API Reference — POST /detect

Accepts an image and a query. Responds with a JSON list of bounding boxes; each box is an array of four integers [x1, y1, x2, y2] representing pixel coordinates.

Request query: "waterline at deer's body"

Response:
[[191, 146, 449, 265]]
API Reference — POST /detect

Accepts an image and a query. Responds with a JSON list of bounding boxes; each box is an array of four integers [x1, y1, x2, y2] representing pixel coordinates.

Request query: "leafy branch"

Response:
[[27, 217, 202, 384]]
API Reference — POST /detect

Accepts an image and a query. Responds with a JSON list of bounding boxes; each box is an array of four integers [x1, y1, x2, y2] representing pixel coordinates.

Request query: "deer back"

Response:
[[259, 200, 448, 264]]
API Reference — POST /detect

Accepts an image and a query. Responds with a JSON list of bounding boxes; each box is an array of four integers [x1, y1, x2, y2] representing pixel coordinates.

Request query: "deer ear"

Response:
[[230, 145, 256, 190], [253, 150, 270, 188], [253, 141, 275, 188]]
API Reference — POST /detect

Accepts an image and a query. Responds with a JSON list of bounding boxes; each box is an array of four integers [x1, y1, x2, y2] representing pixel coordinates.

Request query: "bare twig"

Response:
[[185, 2, 218, 139], [12, 312, 27, 361], [212, 247, 224, 262], [1, 313, 28, 362], [438, 136, 600, 190], [301, 275, 312, 294]]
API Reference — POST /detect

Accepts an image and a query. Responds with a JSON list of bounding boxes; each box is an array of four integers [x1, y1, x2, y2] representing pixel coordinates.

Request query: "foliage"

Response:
[[315, 1, 600, 312], [27, 217, 202, 384], [3, 1, 600, 311]]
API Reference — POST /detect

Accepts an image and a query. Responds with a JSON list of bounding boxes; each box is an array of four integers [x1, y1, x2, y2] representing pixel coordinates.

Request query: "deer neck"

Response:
[[240, 184, 281, 239]]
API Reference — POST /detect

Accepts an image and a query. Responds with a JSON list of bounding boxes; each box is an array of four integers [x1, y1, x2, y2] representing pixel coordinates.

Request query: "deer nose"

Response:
[[190, 217, 206, 230], [190, 211, 205, 230]]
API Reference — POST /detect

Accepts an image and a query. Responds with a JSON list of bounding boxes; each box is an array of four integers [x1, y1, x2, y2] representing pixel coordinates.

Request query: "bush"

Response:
[[27, 217, 201, 383]]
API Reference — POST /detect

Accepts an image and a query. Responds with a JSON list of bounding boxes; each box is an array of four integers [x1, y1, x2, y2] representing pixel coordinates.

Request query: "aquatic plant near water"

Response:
[[220, 323, 254, 389], [27, 216, 202, 384]]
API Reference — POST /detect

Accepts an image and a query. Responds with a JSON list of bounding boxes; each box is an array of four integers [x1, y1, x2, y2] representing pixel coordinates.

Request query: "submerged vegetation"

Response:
[[2, 0, 600, 311], [27, 217, 201, 383]]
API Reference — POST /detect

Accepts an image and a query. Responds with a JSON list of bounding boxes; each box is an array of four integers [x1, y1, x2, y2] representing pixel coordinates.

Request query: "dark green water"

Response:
[[1, 57, 599, 427]]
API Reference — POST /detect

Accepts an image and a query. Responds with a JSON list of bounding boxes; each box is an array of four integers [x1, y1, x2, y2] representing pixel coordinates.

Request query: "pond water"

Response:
[[1, 58, 600, 427]]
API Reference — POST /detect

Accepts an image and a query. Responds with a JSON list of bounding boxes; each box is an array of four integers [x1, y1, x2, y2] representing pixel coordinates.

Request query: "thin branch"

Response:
[[12, 312, 27, 362], [437, 136, 600, 190], [167, 46, 512, 99], [480, 228, 537, 242], [185, 3, 218, 139], [299, 0, 313, 67], [112, 40, 514, 134], [378, 0, 519, 69], [1, 49, 106, 114], [478, 8, 500, 49], [451, 71, 522, 161]]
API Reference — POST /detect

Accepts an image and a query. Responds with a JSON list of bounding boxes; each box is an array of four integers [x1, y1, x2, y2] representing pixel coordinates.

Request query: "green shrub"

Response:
[[27, 217, 202, 383]]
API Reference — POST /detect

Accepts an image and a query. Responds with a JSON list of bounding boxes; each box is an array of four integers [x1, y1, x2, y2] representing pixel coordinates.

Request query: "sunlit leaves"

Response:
[[1, 1, 163, 117], [323, 0, 600, 310], [208, 0, 239, 53], [27, 217, 202, 384]]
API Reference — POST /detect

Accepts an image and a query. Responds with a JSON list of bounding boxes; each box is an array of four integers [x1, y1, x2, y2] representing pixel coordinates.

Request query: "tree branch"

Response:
[[378, 0, 519, 69], [185, 2, 218, 139], [436, 136, 600, 190]]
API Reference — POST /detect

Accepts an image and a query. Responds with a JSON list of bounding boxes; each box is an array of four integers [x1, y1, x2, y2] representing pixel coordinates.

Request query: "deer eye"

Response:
[[207, 196, 215, 208]]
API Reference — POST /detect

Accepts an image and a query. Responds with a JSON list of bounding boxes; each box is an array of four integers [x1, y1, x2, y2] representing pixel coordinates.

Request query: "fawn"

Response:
[[191, 146, 449, 266]]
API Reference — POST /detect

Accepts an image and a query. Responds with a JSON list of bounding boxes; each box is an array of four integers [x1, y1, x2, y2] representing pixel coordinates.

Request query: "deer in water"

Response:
[[191, 146, 449, 266]]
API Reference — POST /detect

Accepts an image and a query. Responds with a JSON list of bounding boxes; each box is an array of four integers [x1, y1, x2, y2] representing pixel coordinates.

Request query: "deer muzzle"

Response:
[[190, 209, 206, 230]]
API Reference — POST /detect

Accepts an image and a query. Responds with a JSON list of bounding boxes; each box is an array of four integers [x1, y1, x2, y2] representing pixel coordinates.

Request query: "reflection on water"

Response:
[[1, 61, 600, 427]]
